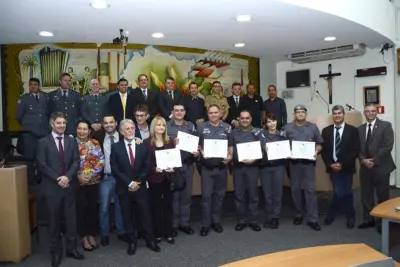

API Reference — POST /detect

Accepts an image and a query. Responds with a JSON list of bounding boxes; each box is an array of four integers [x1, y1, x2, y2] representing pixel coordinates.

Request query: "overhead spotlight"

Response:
[[90, 0, 110, 9], [234, 43, 245, 47], [235, 15, 251, 22], [324, 36, 336, 41], [39, 31, 54, 37], [152, 33, 164, 38]]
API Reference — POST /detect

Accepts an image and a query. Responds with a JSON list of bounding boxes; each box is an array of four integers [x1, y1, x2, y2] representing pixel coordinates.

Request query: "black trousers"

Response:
[[76, 184, 99, 237], [45, 192, 77, 253], [149, 179, 173, 238], [118, 187, 154, 244]]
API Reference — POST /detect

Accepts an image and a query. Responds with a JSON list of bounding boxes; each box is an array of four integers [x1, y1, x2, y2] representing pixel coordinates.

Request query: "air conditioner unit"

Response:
[[286, 44, 367, 64]]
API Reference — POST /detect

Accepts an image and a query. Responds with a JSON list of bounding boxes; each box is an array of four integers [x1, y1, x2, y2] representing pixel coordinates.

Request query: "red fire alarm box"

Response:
[[376, 106, 385, 114]]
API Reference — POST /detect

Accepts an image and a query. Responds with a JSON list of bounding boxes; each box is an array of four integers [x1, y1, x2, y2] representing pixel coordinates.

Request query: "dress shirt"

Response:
[[234, 96, 240, 105], [138, 124, 150, 140], [333, 122, 344, 162], [60, 88, 68, 97], [365, 119, 376, 138], [51, 131, 64, 151], [140, 88, 148, 98], [103, 131, 119, 174], [124, 139, 136, 188]]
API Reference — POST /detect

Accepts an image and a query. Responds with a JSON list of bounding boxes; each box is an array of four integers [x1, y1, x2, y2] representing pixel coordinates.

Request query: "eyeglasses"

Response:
[[135, 114, 146, 118]]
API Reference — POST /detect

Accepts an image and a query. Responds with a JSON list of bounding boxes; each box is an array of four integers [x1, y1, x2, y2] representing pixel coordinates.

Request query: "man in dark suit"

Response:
[[108, 78, 135, 123], [357, 104, 395, 232], [158, 77, 182, 120], [36, 112, 84, 267], [183, 82, 206, 126], [321, 105, 359, 228], [110, 119, 160, 255], [129, 74, 159, 123], [227, 82, 245, 128]]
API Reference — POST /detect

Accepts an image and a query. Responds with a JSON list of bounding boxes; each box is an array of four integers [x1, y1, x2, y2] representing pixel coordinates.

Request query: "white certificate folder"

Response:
[[266, 140, 291, 160], [291, 141, 315, 160], [236, 141, 262, 162], [155, 148, 182, 170], [175, 131, 199, 153], [203, 139, 228, 158]]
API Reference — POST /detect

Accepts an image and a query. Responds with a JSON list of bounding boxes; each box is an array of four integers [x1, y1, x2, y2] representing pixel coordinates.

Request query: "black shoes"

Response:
[[324, 215, 335, 225], [200, 226, 210, 236], [248, 223, 261, 232], [146, 240, 161, 252], [50, 252, 61, 267], [346, 219, 355, 229], [127, 242, 137, 255], [357, 221, 376, 229], [235, 223, 246, 231], [179, 226, 195, 235], [293, 216, 303, 225], [307, 222, 321, 231], [211, 223, 223, 233], [66, 250, 85, 260], [269, 218, 280, 229]]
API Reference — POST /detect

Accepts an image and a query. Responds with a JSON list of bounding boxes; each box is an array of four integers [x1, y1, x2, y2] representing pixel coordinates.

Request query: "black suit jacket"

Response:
[[158, 90, 182, 120], [183, 95, 206, 124], [108, 93, 134, 123], [110, 139, 150, 194], [321, 123, 359, 173], [227, 95, 245, 124], [129, 88, 159, 122], [36, 134, 80, 196]]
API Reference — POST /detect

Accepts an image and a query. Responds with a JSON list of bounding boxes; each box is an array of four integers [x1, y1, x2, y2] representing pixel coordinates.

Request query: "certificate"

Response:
[[266, 140, 291, 160], [291, 141, 315, 160], [155, 148, 182, 170], [236, 141, 262, 162], [203, 139, 228, 158], [175, 131, 199, 153]]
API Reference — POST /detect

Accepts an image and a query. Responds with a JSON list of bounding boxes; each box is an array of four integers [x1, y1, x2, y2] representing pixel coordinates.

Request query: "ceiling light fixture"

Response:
[[235, 15, 251, 22], [90, 0, 110, 9], [324, 36, 336, 41], [39, 31, 54, 37], [234, 43, 245, 48], [152, 33, 164, 38]]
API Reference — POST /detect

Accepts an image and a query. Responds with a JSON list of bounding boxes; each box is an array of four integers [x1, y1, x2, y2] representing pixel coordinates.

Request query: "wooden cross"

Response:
[[319, 64, 341, 104]]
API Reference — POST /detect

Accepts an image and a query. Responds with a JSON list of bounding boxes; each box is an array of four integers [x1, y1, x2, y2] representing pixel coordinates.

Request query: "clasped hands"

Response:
[[156, 167, 175, 173], [362, 158, 374, 169], [129, 181, 141, 192], [57, 176, 69, 188]]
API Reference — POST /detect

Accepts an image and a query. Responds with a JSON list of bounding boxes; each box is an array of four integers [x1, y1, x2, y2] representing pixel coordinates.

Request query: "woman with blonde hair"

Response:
[[147, 116, 176, 244]]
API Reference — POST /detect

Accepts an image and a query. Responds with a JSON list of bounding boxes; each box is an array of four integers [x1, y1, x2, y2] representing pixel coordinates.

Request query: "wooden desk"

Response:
[[371, 197, 400, 255], [219, 244, 399, 267]]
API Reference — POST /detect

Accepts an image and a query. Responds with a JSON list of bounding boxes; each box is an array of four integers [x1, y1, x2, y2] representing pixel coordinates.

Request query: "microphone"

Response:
[[316, 90, 330, 113], [346, 104, 355, 111]]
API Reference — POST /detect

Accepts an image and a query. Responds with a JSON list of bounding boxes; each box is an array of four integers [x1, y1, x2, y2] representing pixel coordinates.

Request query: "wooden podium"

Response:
[[0, 165, 31, 263]]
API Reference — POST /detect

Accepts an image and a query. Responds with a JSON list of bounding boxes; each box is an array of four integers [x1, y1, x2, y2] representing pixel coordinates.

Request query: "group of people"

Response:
[[16, 72, 395, 267]]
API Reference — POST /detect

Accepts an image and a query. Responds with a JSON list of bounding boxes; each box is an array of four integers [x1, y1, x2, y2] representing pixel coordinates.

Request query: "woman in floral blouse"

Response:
[[75, 121, 104, 251]]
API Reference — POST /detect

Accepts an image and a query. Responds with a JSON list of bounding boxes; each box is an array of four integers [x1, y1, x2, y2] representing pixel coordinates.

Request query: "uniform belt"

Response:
[[290, 159, 314, 164]]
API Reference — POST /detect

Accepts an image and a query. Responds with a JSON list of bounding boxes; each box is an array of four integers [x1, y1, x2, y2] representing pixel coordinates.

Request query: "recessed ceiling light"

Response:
[[90, 0, 110, 9], [39, 31, 53, 37], [324, 36, 336, 41], [152, 33, 164, 38], [234, 43, 245, 48], [235, 15, 251, 22]]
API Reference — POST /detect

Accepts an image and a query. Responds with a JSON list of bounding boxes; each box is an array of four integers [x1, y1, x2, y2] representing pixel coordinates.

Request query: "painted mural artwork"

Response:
[[18, 45, 249, 97]]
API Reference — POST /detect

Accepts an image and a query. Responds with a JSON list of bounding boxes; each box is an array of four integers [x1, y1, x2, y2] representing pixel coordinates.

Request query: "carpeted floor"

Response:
[[2, 188, 400, 267]]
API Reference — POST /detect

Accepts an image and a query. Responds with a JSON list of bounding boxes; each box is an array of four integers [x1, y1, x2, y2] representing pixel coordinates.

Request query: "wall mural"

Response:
[[4, 43, 259, 131]]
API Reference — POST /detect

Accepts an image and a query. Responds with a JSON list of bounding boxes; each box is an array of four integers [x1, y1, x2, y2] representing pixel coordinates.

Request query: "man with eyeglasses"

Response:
[[134, 104, 150, 140]]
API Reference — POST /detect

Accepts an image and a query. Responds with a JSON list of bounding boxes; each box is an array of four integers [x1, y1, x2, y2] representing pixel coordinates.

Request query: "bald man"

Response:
[[81, 79, 109, 131]]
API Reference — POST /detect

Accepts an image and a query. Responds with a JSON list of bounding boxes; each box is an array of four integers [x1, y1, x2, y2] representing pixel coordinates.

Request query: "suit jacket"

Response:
[[183, 95, 206, 124], [227, 95, 246, 124], [147, 138, 175, 183], [321, 123, 359, 173], [110, 139, 150, 194], [129, 88, 159, 122], [358, 118, 396, 174], [108, 92, 135, 123], [158, 90, 182, 120], [36, 134, 80, 196]]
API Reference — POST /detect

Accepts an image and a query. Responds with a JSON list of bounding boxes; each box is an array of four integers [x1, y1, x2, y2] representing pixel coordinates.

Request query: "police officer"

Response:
[[81, 78, 108, 132], [231, 110, 262, 232], [204, 81, 229, 122], [167, 103, 198, 236], [197, 104, 233, 236], [260, 113, 287, 229], [17, 77, 49, 185], [283, 104, 323, 231], [48, 73, 81, 136]]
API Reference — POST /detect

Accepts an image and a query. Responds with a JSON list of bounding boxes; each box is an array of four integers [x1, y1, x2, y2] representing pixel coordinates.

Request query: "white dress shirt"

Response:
[[234, 96, 240, 105], [365, 119, 376, 138], [51, 132, 64, 151], [333, 123, 344, 162], [141, 88, 147, 98], [103, 131, 119, 174], [124, 139, 136, 188]]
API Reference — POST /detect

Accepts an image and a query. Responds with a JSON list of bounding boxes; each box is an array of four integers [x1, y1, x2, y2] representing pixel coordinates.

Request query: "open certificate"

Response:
[[236, 141, 262, 162], [291, 141, 315, 160], [266, 140, 291, 160], [175, 131, 199, 153], [155, 148, 182, 170], [203, 139, 228, 158]]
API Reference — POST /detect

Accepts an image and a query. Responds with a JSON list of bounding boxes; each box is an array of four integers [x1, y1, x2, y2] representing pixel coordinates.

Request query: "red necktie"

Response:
[[128, 143, 135, 167], [57, 136, 65, 175]]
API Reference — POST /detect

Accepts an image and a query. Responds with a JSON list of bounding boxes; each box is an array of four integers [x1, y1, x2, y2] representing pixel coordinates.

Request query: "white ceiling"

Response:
[[0, 0, 392, 61]]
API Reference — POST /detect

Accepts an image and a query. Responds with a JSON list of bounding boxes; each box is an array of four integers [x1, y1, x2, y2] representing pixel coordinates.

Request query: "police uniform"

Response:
[[167, 120, 197, 231], [204, 93, 229, 121], [197, 121, 232, 232], [283, 105, 323, 227], [48, 89, 81, 136], [259, 129, 287, 227], [81, 93, 108, 126], [232, 127, 262, 230], [16, 92, 49, 184]]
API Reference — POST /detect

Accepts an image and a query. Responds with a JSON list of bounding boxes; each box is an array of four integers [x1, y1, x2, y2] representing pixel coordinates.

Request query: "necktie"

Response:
[[235, 97, 239, 107], [35, 94, 39, 101], [62, 90, 67, 98], [335, 126, 341, 158], [109, 135, 114, 145], [168, 90, 174, 100], [94, 95, 98, 101], [121, 93, 126, 119], [128, 143, 135, 167], [57, 137, 65, 175], [366, 123, 372, 157], [142, 89, 147, 100]]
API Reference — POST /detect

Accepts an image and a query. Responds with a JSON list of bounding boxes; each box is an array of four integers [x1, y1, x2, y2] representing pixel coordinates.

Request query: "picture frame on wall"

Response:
[[363, 85, 380, 106]]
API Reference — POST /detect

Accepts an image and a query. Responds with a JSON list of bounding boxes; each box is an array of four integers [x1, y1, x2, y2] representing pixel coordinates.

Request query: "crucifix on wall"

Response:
[[319, 64, 341, 104]]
